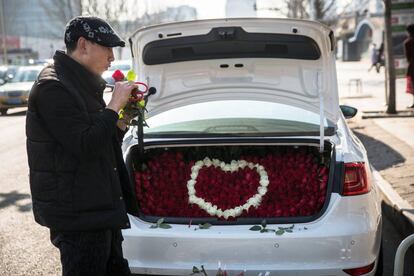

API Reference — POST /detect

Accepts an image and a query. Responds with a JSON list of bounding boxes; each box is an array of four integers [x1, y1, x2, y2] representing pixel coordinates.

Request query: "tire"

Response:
[[0, 108, 8, 115], [375, 241, 384, 276]]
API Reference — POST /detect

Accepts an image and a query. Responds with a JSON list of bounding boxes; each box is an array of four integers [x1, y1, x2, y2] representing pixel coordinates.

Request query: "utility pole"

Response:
[[0, 0, 8, 65], [384, 0, 396, 114]]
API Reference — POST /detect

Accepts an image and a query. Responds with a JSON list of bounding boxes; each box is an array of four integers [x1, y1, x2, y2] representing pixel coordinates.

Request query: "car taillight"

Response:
[[343, 262, 375, 275], [342, 162, 370, 196]]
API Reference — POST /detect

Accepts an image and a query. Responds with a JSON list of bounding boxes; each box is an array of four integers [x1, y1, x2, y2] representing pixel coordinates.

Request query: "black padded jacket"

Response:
[[26, 50, 138, 231]]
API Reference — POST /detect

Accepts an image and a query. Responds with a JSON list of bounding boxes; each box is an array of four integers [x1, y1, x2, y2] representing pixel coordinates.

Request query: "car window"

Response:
[[10, 69, 40, 83], [144, 101, 333, 137], [0, 69, 7, 79], [110, 64, 130, 71]]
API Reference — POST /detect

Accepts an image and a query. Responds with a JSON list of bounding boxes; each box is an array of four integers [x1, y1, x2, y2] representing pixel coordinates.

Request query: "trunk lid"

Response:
[[129, 18, 339, 149]]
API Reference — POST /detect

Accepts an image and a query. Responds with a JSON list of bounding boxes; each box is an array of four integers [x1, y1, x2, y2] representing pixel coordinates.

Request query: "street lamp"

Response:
[[0, 0, 7, 65]]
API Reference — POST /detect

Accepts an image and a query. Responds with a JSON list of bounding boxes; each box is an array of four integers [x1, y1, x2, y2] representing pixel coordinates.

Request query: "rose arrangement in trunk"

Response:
[[134, 147, 329, 219]]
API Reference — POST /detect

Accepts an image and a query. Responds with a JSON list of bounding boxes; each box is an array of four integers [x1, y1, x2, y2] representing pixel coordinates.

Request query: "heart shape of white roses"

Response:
[[187, 157, 269, 219]]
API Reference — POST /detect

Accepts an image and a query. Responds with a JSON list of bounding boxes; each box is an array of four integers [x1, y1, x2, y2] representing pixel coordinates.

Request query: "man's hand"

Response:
[[117, 112, 134, 131], [106, 82, 137, 113]]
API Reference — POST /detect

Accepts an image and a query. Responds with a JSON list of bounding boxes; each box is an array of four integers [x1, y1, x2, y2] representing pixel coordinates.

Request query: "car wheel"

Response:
[[375, 241, 384, 276], [0, 108, 8, 115]]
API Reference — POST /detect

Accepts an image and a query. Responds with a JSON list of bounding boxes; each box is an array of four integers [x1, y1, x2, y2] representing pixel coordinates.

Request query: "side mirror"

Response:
[[340, 105, 358, 119]]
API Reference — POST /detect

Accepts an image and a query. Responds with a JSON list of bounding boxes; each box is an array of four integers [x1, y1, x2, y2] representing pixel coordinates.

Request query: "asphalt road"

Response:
[[0, 107, 412, 276]]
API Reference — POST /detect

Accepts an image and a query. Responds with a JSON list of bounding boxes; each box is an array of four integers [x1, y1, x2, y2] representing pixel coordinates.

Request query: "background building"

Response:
[[0, 0, 196, 64]]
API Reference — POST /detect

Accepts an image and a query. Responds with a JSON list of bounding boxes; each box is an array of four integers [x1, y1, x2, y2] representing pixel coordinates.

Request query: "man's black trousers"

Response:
[[50, 229, 131, 276]]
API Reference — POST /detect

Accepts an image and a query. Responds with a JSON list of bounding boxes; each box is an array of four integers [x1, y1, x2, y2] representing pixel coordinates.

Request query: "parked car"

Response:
[[0, 65, 18, 85], [121, 18, 382, 276], [102, 59, 132, 85], [0, 65, 42, 115]]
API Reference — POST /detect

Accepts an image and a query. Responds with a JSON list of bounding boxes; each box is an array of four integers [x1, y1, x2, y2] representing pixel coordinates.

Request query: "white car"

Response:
[[121, 18, 382, 276], [0, 66, 43, 115]]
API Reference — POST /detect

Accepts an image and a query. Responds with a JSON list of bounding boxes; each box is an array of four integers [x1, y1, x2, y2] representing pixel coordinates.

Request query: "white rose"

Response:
[[223, 164, 231, 171], [191, 172, 198, 179], [189, 195, 197, 203], [248, 197, 257, 206], [223, 210, 231, 220], [216, 209, 223, 217], [188, 186, 196, 195], [260, 174, 269, 181], [203, 157, 212, 167], [238, 160, 247, 168], [207, 205, 218, 216], [230, 162, 238, 172], [211, 159, 220, 167], [259, 179, 269, 187], [248, 162, 255, 169], [254, 194, 262, 201], [187, 179, 196, 186], [258, 186, 267, 196], [195, 160, 204, 167], [234, 206, 243, 216], [242, 203, 250, 210], [195, 197, 204, 206], [204, 202, 212, 210]]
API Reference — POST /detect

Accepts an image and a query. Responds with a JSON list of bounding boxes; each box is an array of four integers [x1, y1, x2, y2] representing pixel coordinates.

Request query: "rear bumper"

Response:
[[122, 193, 382, 275], [0, 95, 28, 108]]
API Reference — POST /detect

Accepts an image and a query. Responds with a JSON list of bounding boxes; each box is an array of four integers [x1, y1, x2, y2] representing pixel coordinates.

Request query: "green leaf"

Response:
[[192, 266, 201, 273], [276, 229, 285, 235], [285, 229, 293, 233], [159, 223, 172, 229], [149, 225, 158, 229], [249, 225, 262, 231], [199, 223, 212, 229], [261, 219, 267, 228], [288, 224, 295, 229], [156, 218, 164, 226]]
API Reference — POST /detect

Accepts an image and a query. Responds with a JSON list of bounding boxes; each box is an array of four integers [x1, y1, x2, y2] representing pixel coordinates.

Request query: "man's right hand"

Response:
[[106, 82, 138, 113]]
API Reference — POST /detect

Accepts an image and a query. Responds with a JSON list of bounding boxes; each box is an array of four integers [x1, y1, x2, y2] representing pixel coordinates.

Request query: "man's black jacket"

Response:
[[26, 50, 139, 231]]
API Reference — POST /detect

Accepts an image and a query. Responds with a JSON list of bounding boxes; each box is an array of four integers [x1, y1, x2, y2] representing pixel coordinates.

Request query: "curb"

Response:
[[372, 169, 414, 237], [361, 110, 414, 119]]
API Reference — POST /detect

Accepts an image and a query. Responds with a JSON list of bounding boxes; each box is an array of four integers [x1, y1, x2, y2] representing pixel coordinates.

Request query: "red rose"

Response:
[[112, 69, 125, 82]]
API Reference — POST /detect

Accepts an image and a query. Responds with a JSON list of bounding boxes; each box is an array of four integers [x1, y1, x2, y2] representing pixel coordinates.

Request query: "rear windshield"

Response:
[[143, 101, 334, 138], [143, 27, 321, 65]]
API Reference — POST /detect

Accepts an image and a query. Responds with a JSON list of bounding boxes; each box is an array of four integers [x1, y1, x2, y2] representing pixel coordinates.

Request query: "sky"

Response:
[[154, 0, 227, 18], [130, 0, 360, 22], [142, 0, 286, 19]]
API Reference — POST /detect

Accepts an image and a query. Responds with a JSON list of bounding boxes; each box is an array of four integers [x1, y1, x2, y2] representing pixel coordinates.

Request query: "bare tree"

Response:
[[39, 0, 82, 38], [285, 0, 309, 19], [312, 0, 336, 22], [281, 0, 338, 26], [40, 0, 142, 40]]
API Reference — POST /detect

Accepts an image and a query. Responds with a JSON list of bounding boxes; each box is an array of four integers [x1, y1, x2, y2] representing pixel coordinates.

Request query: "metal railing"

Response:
[[394, 233, 414, 276]]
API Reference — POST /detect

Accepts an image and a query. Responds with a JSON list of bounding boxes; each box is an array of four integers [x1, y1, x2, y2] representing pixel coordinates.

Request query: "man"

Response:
[[26, 16, 139, 275], [404, 24, 414, 108]]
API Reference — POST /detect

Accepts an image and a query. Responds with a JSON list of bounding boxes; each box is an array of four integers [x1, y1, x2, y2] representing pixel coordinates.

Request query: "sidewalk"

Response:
[[336, 60, 414, 236]]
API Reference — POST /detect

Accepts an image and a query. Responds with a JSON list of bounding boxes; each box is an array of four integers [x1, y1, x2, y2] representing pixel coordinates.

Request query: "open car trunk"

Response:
[[127, 139, 334, 225], [126, 19, 339, 225]]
